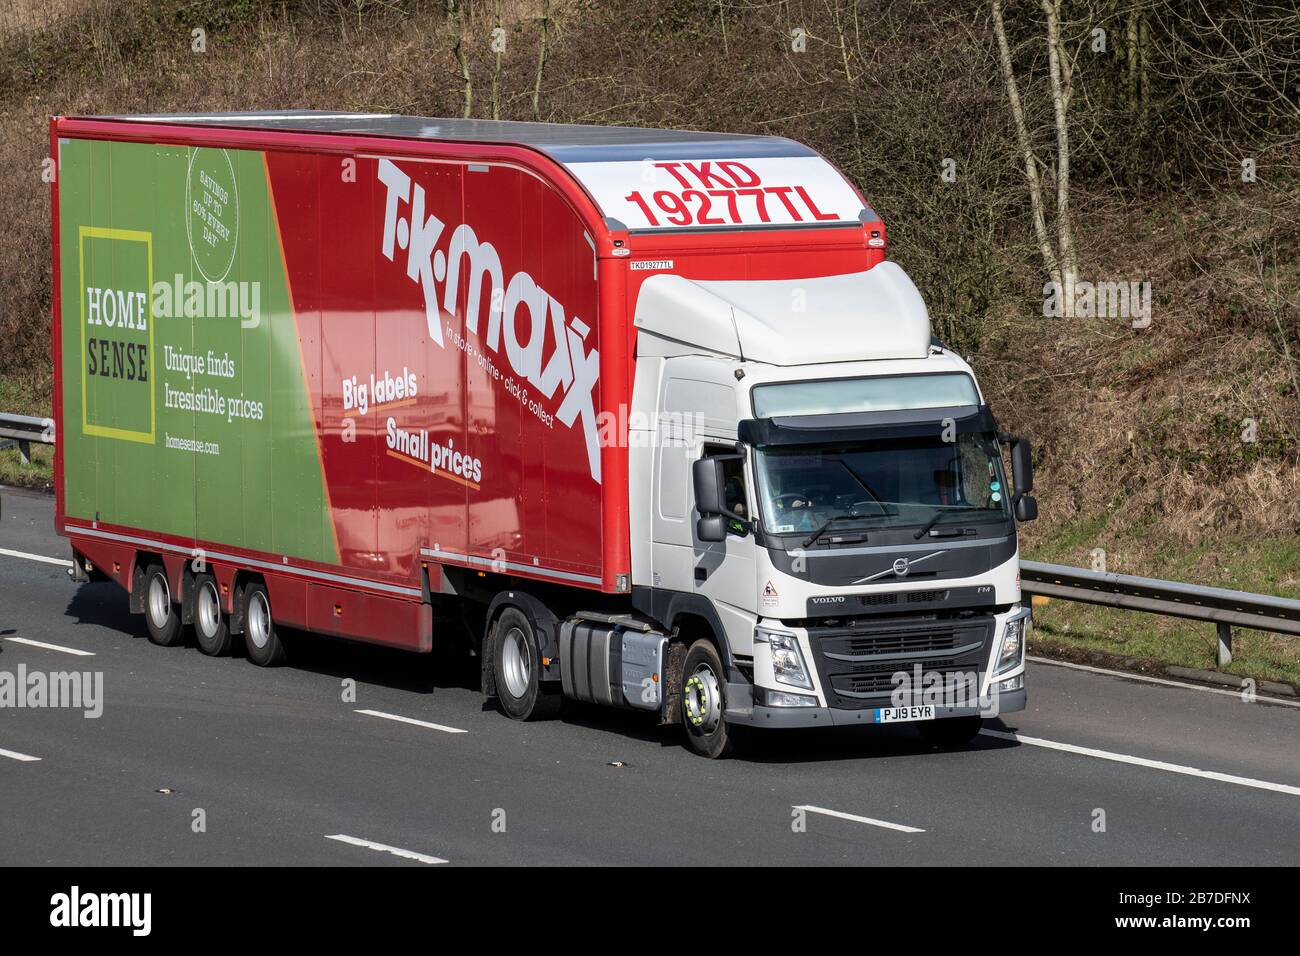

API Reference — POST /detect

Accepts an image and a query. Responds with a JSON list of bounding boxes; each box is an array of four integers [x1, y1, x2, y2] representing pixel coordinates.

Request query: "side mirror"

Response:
[[1015, 494, 1038, 523], [1011, 437, 1034, 496], [692, 457, 726, 515], [696, 515, 727, 542]]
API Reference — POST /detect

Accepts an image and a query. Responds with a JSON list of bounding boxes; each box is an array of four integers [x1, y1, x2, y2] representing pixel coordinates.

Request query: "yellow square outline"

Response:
[[79, 226, 156, 444]]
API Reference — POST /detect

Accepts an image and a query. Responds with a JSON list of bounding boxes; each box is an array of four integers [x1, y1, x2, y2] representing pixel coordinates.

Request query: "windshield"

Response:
[[754, 432, 1011, 536]]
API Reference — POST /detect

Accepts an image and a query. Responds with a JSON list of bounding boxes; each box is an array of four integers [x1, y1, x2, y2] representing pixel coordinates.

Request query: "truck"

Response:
[[51, 111, 1036, 758]]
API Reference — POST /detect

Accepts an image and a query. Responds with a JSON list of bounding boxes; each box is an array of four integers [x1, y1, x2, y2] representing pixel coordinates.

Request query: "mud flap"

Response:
[[659, 640, 688, 725]]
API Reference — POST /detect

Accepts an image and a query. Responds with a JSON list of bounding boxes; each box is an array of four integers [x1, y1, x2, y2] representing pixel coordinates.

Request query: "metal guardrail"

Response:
[[0, 412, 55, 465], [1021, 560, 1300, 667]]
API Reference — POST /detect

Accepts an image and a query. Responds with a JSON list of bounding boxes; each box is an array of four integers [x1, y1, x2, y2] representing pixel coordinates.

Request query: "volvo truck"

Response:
[[52, 111, 1035, 757]]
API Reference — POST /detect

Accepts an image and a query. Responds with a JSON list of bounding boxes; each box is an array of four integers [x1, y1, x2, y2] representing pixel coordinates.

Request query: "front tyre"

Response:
[[142, 563, 184, 647], [681, 639, 736, 759], [917, 715, 983, 749], [241, 583, 286, 667], [491, 607, 560, 721]]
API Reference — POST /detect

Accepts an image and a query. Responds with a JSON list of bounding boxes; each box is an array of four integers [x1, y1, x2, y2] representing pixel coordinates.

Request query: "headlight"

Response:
[[995, 610, 1028, 675], [759, 628, 813, 690]]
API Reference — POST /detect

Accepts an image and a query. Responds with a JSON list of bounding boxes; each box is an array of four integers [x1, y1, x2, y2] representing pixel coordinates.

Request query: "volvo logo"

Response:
[[852, 550, 949, 585]]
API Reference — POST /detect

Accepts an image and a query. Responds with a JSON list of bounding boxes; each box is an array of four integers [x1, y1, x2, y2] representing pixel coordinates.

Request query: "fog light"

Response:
[[998, 674, 1024, 692], [764, 690, 819, 707]]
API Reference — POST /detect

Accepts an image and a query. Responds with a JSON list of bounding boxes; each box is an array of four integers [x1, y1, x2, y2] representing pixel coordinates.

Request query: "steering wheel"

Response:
[[846, 498, 890, 516], [773, 492, 815, 510]]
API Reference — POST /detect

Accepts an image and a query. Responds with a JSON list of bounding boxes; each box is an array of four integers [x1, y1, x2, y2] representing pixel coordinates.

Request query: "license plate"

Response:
[[873, 705, 936, 724]]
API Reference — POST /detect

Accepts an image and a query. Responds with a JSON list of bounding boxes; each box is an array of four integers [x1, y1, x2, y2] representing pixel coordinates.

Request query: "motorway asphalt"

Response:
[[2, 486, 1298, 866]]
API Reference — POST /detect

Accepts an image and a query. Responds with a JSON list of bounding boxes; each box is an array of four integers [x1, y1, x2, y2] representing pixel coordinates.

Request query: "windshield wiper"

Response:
[[913, 509, 966, 540], [802, 515, 872, 548]]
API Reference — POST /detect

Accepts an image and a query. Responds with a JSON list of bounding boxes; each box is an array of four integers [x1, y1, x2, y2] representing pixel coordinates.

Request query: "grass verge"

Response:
[[0, 371, 53, 490], [1026, 529, 1300, 689]]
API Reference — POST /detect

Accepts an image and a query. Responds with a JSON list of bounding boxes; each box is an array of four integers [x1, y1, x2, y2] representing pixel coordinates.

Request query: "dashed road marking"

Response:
[[325, 834, 447, 864], [4, 637, 95, 657], [355, 709, 468, 734], [0, 547, 73, 568], [980, 729, 1300, 796], [0, 747, 42, 763], [793, 805, 925, 833]]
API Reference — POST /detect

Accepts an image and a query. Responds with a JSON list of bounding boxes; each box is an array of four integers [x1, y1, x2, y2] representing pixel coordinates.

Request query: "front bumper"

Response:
[[728, 687, 1027, 729]]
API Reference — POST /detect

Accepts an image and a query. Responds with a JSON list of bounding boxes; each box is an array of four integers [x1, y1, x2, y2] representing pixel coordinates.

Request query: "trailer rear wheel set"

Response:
[[130, 560, 288, 668]]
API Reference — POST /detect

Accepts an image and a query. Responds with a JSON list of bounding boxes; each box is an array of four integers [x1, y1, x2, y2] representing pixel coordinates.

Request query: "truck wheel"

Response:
[[492, 607, 560, 721], [681, 639, 735, 759], [194, 574, 232, 657], [143, 563, 184, 647], [241, 583, 286, 667], [918, 715, 983, 749]]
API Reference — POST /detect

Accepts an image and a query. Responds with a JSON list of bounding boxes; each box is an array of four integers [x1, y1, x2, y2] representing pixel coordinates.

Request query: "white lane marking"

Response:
[[980, 729, 1300, 797], [792, 805, 925, 833], [325, 834, 447, 865], [0, 747, 42, 762], [355, 709, 468, 734], [1028, 655, 1300, 709], [4, 637, 95, 657], [0, 547, 73, 568]]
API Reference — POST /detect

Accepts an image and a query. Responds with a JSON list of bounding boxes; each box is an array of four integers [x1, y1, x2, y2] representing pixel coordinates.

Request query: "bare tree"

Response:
[[992, 0, 1080, 313], [532, 0, 550, 120], [992, 0, 1061, 292], [446, 0, 472, 118], [1041, 0, 1079, 309], [491, 0, 503, 120]]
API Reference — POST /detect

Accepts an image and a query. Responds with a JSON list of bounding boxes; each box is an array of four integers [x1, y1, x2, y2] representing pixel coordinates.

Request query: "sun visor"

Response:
[[738, 405, 997, 447], [634, 262, 931, 365]]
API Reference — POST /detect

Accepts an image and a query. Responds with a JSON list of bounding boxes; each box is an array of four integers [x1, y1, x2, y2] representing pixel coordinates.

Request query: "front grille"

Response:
[[826, 631, 967, 659], [809, 614, 994, 709]]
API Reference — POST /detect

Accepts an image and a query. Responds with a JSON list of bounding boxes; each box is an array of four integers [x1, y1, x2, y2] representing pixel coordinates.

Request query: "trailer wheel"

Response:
[[492, 607, 560, 721], [194, 574, 232, 657], [681, 639, 735, 759], [241, 583, 286, 667], [143, 563, 184, 647], [918, 715, 983, 749]]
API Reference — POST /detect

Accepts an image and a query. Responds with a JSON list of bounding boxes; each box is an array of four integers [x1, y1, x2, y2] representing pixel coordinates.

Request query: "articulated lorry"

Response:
[[52, 111, 1036, 757]]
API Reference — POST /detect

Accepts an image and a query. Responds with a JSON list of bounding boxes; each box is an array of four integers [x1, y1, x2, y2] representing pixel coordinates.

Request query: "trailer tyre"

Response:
[[193, 574, 232, 657], [492, 607, 560, 721], [918, 715, 983, 749], [241, 583, 286, 667], [681, 639, 736, 759], [142, 563, 184, 647]]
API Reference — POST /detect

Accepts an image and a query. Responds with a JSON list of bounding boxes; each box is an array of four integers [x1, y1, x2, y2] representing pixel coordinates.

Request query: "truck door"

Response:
[[690, 443, 758, 646]]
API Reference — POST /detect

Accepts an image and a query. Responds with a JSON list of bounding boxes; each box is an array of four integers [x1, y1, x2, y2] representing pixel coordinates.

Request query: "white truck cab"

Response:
[[628, 262, 1034, 756]]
